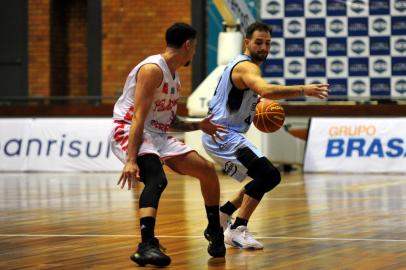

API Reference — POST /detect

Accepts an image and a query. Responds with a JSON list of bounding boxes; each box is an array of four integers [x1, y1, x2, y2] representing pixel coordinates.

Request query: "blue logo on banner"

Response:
[[285, 39, 305, 56], [352, 80, 367, 94], [326, 138, 406, 158], [392, 57, 406, 75], [306, 19, 326, 37], [263, 19, 283, 37], [394, 0, 406, 12], [395, 80, 406, 94], [392, 17, 406, 35], [349, 58, 369, 76], [327, 79, 347, 95], [395, 38, 406, 53], [348, 18, 369, 36], [285, 0, 304, 17], [307, 59, 326, 76], [370, 78, 391, 96], [370, 37, 390, 55], [263, 59, 283, 77], [351, 0, 366, 14], [351, 39, 367, 54], [373, 59, 388, 73], [266, 1, 281, 15], [369, 0, 390, 14], [309, 0, 323, 15], [372, 18, 388, 33], [288, 60, 302, 74], [327, 38, 347, 56], [330, 60, 345, 74], [330, 19, 345, 34], [309, 40, 323, 55], [288, 20, 302, 34], [270, 41, 281, 55], [327, 0, 346, 15]]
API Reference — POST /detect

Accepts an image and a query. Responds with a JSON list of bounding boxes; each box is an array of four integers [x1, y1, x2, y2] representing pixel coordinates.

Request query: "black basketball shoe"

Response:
[[204, 227, 226, 257], [130, 238, 171, 267]]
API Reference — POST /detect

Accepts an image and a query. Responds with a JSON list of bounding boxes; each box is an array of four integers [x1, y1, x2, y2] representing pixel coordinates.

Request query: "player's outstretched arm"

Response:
[[234, 61, 330, 100]]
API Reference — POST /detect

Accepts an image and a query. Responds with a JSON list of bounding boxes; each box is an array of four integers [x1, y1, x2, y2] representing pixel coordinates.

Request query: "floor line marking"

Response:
[[0, 234, 405, 242]]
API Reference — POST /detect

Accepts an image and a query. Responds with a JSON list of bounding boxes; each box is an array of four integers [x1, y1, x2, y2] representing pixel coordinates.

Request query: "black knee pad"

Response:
[[235, 147, 260, 169], [137, 154, 168, 209], [244, 157, 281, 201]]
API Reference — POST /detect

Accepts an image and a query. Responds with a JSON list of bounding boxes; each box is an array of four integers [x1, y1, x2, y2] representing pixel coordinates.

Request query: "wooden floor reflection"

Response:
[[0, 170, 405, 269]]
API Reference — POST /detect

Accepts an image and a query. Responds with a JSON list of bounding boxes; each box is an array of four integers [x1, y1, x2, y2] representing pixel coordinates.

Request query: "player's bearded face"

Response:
[[247, 31, 271, 62], [250, 48, 268, 62]]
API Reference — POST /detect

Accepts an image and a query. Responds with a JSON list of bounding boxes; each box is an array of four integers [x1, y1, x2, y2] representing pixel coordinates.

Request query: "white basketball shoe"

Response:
[[224, 225, 263, 249]]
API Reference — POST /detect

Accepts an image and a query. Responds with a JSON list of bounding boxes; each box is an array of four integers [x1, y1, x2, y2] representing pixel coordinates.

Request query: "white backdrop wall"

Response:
[[0, 118, 122, 172]]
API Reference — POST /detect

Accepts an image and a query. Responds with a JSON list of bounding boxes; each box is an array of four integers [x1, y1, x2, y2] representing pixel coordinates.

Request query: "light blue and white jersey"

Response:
[[207, 54, 258, 133]]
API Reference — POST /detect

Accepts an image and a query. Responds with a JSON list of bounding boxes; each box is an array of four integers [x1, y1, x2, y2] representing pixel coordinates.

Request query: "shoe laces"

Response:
[[147, 238, 167, 252], [239, 226, 254, 239]]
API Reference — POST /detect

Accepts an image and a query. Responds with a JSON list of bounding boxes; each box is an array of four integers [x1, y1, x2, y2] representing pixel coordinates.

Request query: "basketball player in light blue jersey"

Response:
[[202, 22, 330, 249]]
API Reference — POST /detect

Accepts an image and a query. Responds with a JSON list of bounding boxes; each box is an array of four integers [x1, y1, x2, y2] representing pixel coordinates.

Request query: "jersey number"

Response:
[[244, 115, 251, 125]]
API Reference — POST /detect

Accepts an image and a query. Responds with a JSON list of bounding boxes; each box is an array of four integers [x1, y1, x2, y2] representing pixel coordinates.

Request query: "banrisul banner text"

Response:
[[304, 117, 406, 173], [0, 118, 122, 171]]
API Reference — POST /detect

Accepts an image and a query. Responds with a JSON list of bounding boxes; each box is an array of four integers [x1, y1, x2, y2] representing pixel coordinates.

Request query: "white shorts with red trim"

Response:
[[109, 120, 195, 163]]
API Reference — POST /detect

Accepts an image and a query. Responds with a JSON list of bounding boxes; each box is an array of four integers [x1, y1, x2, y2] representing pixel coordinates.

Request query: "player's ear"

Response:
[[184, 39, 191, 50], [244, 38, 250, 48]]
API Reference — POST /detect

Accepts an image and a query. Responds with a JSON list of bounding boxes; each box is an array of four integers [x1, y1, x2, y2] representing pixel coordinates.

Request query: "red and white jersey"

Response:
[[113, 54, 180, 133]]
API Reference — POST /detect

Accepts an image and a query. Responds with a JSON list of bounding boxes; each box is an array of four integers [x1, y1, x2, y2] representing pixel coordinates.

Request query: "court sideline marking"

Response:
[[0, 234, 405, 242]]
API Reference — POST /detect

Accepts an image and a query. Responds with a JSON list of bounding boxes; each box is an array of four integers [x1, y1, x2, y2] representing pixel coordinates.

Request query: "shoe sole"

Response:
[[130, 255, 171, 267], [207, 246, 226, 258], [228, 240, 263, 250]]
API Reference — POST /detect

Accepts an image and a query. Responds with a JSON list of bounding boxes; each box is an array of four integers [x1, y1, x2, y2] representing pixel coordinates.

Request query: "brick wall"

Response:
[[102, 0, 192, 99], [28, 0, 192, 100], [28, 0, 50, 96], [67, 0, 87, 96]]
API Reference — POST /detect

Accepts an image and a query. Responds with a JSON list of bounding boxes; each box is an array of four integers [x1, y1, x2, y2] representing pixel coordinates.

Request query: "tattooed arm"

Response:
[[170, 115, 228, 143], [170, 115, 200, 132]]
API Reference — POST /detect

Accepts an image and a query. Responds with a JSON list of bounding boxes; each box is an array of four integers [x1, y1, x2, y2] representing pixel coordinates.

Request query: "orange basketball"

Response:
[[253, 99, 285, 133]]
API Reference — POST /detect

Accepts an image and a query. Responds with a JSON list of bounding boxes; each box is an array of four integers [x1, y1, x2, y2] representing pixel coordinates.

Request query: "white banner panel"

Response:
[[0, 118, 122, 172], [304, 117, 406, 173]]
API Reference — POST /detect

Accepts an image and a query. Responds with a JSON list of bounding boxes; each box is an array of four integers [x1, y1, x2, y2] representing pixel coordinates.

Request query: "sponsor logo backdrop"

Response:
[[261, 0, 406, 100]]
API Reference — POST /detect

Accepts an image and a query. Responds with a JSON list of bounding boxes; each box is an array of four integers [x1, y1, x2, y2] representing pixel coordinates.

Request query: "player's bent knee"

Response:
[[244, 157, 281, 200]]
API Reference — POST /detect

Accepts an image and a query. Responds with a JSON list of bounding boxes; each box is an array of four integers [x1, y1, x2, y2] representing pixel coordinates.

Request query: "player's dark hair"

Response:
[[245, 22, 272, 39], [165, 22, 197, 49]]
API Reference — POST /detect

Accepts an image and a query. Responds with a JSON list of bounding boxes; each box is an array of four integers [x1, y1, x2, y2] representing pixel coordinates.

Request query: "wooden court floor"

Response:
[[0, 169, 405, 270]]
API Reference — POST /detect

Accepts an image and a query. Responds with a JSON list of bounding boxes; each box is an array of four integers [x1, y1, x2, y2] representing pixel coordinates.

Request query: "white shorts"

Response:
[[202, 131, 264, 182], [110, 120, 195, 164]]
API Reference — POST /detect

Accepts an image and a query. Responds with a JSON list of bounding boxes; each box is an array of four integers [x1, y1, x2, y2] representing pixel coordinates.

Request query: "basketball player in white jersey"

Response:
[[202, 22, 330, 249], [110, 23, 226, 267]]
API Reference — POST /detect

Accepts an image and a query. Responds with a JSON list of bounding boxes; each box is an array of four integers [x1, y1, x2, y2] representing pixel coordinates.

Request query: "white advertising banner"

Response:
[[0, 118, 122, 172], [304, 117, 406, 173]]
